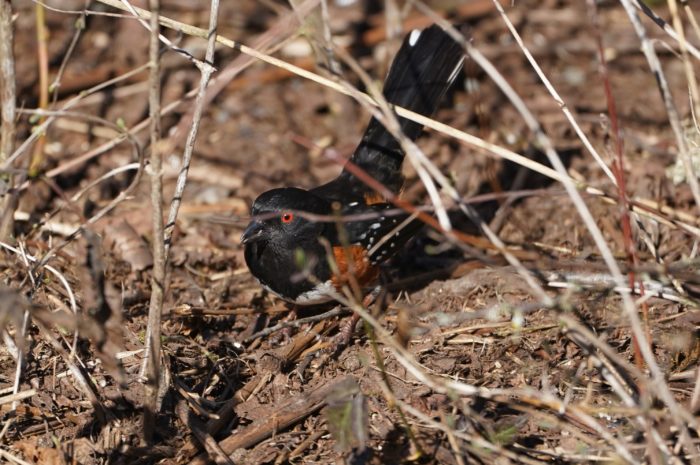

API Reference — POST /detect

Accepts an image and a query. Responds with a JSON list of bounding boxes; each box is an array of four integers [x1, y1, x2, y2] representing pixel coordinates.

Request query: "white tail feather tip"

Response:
[[408, 29, 421, 47]]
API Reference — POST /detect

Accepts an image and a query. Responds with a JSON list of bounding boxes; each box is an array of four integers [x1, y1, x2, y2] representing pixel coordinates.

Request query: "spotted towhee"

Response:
[[241, 25, 464, 307]]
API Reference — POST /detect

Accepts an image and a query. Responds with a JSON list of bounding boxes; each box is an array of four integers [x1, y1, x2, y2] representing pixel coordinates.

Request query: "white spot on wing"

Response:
[[409, 29, 421, 47], [370, 223, 381, 229]]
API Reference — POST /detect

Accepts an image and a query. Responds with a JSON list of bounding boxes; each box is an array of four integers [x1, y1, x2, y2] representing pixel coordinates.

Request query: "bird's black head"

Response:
[[241, 187, 332, 253]]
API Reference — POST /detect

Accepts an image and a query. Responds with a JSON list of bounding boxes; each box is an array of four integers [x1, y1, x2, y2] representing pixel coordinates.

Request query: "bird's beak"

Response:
[[241, 221, 264, 245]]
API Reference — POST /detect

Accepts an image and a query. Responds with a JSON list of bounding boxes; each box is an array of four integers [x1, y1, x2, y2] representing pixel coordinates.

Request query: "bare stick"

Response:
[[29, 1, 49, 177], [142, 0, 164, 444], [48, 8, 85, 103], [10, 310, 28, 412], [0, 0, 16, 240], [141, 0, 221, 439], [163, 0, 219, 255]]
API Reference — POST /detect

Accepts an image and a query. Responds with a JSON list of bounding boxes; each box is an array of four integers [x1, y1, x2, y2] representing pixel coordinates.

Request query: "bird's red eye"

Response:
[[281, 212, 294, 223]]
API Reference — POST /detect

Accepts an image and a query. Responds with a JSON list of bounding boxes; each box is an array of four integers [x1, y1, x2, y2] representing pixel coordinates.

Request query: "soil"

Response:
[[0, 0, 699, 464]]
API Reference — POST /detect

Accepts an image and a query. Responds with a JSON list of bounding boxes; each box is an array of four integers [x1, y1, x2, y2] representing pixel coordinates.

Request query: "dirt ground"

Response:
[[0, 0, 699, 464]]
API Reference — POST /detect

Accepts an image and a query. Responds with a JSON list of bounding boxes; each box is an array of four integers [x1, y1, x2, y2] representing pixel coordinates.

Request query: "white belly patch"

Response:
[[259, 280, 335, 305], [293, 280, 336, 305]]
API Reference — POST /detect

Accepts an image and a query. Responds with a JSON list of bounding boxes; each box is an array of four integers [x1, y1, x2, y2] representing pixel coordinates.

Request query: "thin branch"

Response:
[[48, 8, 85, 103], [189, 376, 358, 465], [163, 0, 219, 255], [142, 0, 164, 444], [29, 1, 49, 177], [0, 0, 16, 240]]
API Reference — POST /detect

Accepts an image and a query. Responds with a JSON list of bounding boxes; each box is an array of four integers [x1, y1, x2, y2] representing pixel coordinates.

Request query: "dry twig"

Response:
[[29, 1, 49, 177], [142, 0, 165, 444], [0, 0, 16, 240], [163, 0, 220, 254]]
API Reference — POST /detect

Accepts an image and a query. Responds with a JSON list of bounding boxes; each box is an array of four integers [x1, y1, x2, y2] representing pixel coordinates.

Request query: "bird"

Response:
[[241, 25, 464, 320]]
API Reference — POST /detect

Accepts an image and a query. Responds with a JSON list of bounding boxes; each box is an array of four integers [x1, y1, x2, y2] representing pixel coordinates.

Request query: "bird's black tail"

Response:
[[350, 25, 464, 193]]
